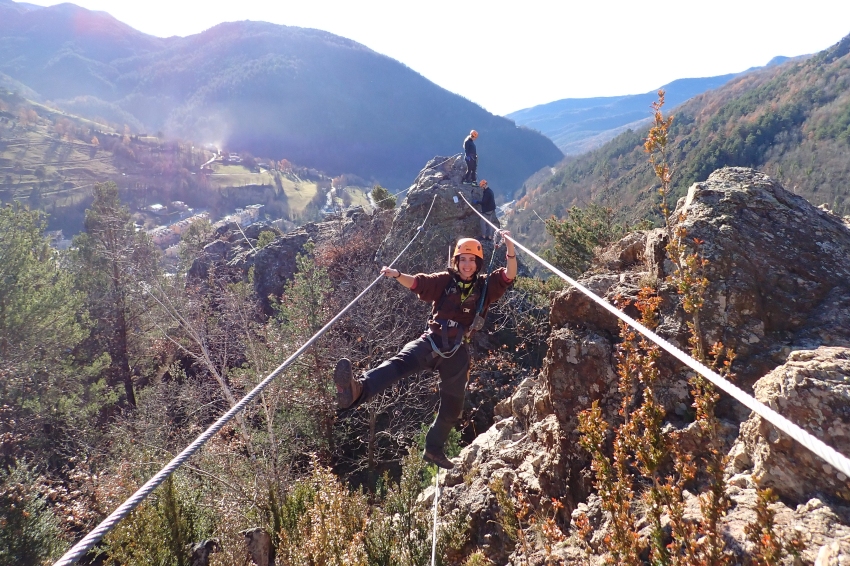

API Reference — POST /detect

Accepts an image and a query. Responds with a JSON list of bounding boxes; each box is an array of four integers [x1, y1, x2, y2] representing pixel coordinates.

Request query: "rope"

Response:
[[457, 192, 850, 479], [371, 154, 462, 208], [53, 195, 439, 566], [431, 470, 441, 566], [234, 221, 257, 252]]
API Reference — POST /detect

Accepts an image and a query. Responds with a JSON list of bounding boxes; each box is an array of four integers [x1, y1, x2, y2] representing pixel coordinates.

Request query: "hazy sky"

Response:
[[21, 0, 850, 115]]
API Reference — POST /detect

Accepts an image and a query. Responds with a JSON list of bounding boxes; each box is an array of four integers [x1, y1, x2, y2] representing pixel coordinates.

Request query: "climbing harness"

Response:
[[53, 196, 439, 566], [457, 192, 850, 479], [427, 237, 498, 359], [426, 276, 478, 359], [427, 320, 465, 359], [470, 236, 500, 332]]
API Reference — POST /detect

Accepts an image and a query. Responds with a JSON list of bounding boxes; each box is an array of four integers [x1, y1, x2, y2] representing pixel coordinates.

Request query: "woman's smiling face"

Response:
[[457, 253, 477, 280]]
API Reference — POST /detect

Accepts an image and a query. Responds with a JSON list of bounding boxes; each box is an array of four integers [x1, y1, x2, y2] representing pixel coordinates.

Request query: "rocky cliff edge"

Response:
[[434, 167, 850, 564]]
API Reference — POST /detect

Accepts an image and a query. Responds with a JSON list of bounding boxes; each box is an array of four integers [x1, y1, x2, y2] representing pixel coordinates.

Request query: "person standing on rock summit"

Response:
[[462, 130, 478, 184], [334, 234, 517, 469]]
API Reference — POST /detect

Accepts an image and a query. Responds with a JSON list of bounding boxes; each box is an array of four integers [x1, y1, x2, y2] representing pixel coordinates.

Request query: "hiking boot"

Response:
[[334, 358, 362, 409], [422, 448, 455, 470]]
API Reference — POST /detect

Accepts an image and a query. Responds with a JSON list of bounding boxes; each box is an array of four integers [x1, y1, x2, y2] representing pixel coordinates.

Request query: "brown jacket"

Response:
[[411, 268, 513, 342]]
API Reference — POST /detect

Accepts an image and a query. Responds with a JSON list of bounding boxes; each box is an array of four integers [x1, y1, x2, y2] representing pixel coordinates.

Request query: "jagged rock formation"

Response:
[[188, 208, 393, 312], [434, 168, 850, 564], [377, 154, 519, 276], [729, 347, 850, 504], [190, 155, 521, 314]]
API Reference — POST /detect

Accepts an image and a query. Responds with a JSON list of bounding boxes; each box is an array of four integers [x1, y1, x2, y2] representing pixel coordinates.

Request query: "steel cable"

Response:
[[458, 192, 850, 479], [430, 470, 441, 566], [54, 195, 439, 566]]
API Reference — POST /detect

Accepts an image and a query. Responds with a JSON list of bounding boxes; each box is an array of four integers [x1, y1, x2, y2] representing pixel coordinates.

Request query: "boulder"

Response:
[[448, 168, 850, 563], [730, 346, 850, 504], [188, 539, 220, 566], [664, 167, 850, 384], [242, 527, 273, 566], [249, 228, 311, 307]]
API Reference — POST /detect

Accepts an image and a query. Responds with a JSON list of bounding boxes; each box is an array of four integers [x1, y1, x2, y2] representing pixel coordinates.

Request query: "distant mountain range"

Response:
[[507, 58, 793, 155], [506, 34, 850, 247], [0, 0, 563, 193]]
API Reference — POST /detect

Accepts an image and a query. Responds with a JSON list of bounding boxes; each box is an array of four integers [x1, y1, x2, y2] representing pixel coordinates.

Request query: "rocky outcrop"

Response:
[[667, 168, 850, 385], [188, 208, 393, 312], [188, 539, 220, 566], [440, 168, 850, 564], [730, 347, 850, 504], [376, 155, 519, 275], [241, 527, 273, 566]]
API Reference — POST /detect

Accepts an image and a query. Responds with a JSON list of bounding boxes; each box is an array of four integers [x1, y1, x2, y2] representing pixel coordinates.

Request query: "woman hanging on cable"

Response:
[[334, 233, 517, 469]]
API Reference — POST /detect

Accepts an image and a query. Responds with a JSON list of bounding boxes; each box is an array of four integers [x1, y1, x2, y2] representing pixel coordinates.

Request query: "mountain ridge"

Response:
[[0, 1, 562, 192], [506, 34, 850, 248], [507, 58, 798, 155]]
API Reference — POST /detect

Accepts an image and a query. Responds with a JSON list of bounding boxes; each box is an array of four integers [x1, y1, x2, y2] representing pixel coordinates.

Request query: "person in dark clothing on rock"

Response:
[[462, 130, 478, 184], [334, 235, 517, 469], [475, 180, 499, 241]]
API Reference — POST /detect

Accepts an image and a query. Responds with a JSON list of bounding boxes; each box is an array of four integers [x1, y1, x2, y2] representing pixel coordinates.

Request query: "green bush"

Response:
[[102, 475, 213, 566], [542, 203, 634, 277], [257, 230, 276, 248], [0, 461, 65, 566], [371, 184, 396, 210]]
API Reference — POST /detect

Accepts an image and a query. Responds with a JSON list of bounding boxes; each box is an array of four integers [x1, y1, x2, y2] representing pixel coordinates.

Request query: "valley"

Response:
[[3, 1, 850, 565]]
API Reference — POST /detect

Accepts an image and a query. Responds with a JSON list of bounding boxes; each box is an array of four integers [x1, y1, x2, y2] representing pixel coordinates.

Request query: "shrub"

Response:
[[257, 230, 276, 248], [0, 461, 65, 566], [542, 203, 634, 277], [102, 475, 213, 566], [371, 184, 396, 210]]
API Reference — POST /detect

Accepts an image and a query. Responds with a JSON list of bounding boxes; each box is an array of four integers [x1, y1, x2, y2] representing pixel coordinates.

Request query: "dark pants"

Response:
[[480, 210, 499, 239], [463, 156, 477, 183], [358, 336, 469, 453]]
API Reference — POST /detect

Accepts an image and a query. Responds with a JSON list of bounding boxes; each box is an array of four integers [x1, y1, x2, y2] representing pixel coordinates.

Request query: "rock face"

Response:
[[376, 155, 516, 276], [730, 347, 850, 504], [668, 168, 850, 385], [188, 208, 393, 312], [442, 167, 850, 564]]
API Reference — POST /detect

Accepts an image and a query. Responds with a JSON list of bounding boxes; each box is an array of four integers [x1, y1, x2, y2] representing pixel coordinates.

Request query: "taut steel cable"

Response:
[[54, 195, 439, 566], [458, 192, 850, 479]]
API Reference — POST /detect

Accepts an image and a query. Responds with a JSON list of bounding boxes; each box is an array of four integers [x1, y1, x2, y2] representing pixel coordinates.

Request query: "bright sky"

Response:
[[21, 0, 850, 115]]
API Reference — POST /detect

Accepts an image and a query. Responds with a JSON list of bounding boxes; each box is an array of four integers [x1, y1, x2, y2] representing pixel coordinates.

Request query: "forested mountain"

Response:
[[506, 57, 795, 156], [508, 34, 850, 246], [0, 0, 562, 193], [507, 73, 740, 155]]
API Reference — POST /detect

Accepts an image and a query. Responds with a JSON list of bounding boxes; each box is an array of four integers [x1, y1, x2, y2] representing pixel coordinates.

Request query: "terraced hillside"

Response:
[[0, 91, 349, 233]]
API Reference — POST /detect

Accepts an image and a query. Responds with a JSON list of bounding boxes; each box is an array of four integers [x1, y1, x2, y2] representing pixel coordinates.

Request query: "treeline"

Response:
[[0, 187, 541, 565]]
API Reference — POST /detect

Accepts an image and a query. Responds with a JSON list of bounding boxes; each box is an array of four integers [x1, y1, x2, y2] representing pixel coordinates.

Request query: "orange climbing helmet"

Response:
[[479, 180, 488, 188], [454, 237, 483, 259], [470, 130, 478, 139]]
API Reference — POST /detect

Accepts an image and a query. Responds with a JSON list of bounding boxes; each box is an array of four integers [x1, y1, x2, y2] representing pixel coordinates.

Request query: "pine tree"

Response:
[[0, 203, 101, 467], [72, 182, 160, 407]]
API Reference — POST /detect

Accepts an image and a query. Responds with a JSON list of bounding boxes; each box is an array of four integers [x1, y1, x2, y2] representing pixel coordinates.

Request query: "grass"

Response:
[[345, 187, 371, 208], [0, 124, 120, 201], [280, 176, 319, 212], [209, 164, 321, 215], [208, 163, 274, 187]]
